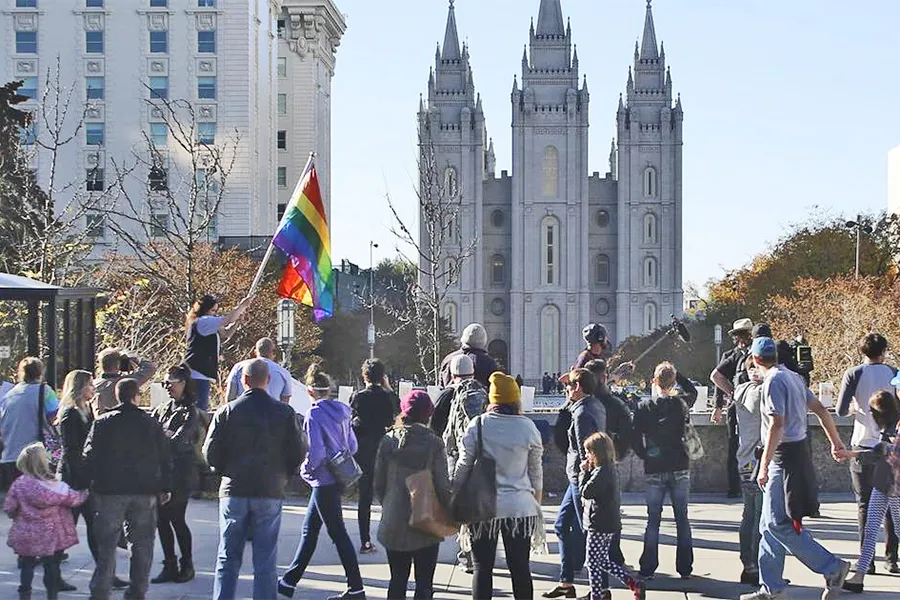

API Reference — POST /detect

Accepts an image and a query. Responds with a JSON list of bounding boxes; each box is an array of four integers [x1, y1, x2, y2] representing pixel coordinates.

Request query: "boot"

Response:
[[150, 560, 179, 584], [842, 570, 864, 594], [174, 557, 195, 583]]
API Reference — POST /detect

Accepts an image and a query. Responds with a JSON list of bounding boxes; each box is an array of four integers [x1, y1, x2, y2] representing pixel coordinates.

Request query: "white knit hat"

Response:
[[460, 323, 488, 350], [451, 354, 475, 377]]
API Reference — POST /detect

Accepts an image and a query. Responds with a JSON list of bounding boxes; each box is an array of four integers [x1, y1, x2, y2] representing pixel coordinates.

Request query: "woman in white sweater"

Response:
[[454, 372, 544, 600]]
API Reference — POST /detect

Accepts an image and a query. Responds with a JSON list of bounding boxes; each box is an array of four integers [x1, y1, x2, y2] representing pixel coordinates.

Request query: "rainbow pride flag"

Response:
[[272, 158, 334, 321]]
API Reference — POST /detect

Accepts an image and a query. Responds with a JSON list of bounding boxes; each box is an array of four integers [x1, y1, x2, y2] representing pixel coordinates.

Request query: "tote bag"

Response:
[[449, 415, 496, 524], [321, 418, 362, 489], [406, 444, 458, 538]]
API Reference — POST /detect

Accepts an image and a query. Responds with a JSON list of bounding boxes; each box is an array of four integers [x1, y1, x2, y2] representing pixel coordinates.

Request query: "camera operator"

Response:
[[710, 318, 755, 498], [94, 349, 157, 415]]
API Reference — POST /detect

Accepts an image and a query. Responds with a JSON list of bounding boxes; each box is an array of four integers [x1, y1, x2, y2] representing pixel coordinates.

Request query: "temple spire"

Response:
[[441, 0, 461, 61], [640, 0, 659, 60], [536, 0, 565, 37]]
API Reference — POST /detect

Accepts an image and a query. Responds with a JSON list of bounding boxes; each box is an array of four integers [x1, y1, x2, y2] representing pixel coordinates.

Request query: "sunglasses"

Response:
[[163, 379, 185, 387]]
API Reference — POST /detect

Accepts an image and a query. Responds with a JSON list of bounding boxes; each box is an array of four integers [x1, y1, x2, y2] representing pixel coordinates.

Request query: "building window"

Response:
[[595, 298, 610, 316], [443, 302, 458, 333], [16, 32, 38, 54], [85, 123, 104, 146], [149, 165, 168, 191], [277, 57, 287, 77], [198, 0, 216, 6], [86, 0, 104, 7], [277, 19, 286, 39], [643, 257, 658, 287], [444, 167, 458, 198], [86, 212, 105, 238], [16, 0, 37, 7], [595, 254, 610, 285], [85, 77, 104, 100], [540, 304, 560, 375], [543, 145, 559, 197], [277, 130, 286, 150], [277, 167, 287, 187], [85, 31, 104, 54], [644, 302, 658, 333], [198, 30, 216, 53], [491, 209, 504, 229], [643, 213, 657, 244], [150, 0, 168, 6], [19, 122, 37, 145], [197, 122, 216, 144], [150, 213, 169, 237], [490, 298, 505, 316], [20, 77, 38, 99], [277, 93, 287, 115], [491, 254, 505, 285], [643, 166, 657, 197], [150, 122, 167, 146], [86, 168, 104, 191], [150, 30, 168, 53], [198, 76, 216, 99], [277, 203, 287, 220], [596, 210, 610, 228], [149, 76, 168, 100], [541, 216, 558, 285], [195, 168, 220, 195]]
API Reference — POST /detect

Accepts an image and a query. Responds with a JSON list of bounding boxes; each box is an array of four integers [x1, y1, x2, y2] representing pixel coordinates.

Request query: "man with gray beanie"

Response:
[[439, 323, 500, 388]]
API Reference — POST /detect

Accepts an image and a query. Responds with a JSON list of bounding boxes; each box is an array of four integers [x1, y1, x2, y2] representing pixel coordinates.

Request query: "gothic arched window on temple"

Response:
[[643, 166, 657, 198], [541, 216, 559, 285], [543, 146, 559, 197]]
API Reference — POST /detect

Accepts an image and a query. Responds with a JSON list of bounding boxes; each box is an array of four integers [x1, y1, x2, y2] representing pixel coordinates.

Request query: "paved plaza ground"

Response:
[[0, 494, 897, 599]]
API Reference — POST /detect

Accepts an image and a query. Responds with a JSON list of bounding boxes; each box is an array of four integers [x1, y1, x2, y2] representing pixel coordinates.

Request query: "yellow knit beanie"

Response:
[[489, 372, 520, 405]]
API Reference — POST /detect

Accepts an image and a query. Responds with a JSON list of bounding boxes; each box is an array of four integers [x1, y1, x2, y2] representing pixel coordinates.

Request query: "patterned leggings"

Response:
[[587, 531, 636, 596], [856, 489, 900, 574]]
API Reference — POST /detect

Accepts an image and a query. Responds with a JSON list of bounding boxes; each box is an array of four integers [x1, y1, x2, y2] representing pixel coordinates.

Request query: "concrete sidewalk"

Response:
[[0, 494, 896, 599]]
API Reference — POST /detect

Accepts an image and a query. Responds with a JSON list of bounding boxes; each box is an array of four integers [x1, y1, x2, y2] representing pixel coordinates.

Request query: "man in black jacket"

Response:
[[83, 378, 173, 600], [349, 358, 399, 553], [203, 359, 305, 600]]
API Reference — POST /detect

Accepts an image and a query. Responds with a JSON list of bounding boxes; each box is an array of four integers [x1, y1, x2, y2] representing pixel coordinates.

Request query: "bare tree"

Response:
[[385, 139, 477, 384], [105, 92, 240, 305], [1, 58, 119, 285]]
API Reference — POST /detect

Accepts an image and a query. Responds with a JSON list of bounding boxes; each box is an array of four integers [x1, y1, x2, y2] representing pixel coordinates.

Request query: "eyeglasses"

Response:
[[163, 379, 184, 388]]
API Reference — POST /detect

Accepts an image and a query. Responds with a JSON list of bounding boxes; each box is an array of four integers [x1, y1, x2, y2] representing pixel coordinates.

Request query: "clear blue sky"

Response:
[[329, 0, 899, 291]]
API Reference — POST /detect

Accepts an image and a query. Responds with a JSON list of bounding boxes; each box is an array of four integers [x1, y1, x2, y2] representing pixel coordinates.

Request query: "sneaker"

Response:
[[359, 541, 377, 554], [739, 590, 788, 600], [823, 560, 851, 600], [842, 570, 864, 594], [325, 590, 366, 600], [542, 585, 577, 598], [277, 578, 296, 598], [57, 579, 76, 592], [885, 559, 900, 574]]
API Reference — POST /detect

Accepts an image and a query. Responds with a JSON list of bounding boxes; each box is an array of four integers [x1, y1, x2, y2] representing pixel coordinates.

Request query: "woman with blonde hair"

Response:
[[632, 361, 698, 580]]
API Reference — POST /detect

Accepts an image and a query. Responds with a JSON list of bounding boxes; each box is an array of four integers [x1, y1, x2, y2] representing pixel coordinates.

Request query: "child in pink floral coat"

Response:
[[3, 442, 87, 599]]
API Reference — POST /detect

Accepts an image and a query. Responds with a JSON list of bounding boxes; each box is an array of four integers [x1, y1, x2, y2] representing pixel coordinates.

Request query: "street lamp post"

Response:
[[277, 299, 296, 369], [368, 241, 378, 359], [845, 215, 873, 279], [714, 324, 723, 365]]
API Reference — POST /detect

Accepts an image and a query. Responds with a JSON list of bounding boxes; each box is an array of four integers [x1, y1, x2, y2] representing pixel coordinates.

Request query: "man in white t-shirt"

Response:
[[224, 338, 292, 403], [836, 333, 899, 573]]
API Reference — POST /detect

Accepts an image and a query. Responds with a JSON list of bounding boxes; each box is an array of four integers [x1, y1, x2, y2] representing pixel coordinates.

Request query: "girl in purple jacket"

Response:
[[278, 365, 366, 600]]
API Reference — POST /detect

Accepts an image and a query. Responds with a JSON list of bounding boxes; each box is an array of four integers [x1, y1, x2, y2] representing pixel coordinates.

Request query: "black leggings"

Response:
[[386, 544, 440, 599], [73, 496, 98, 559], [19, 552, 62, 594], [157, 496, 192, 564], [471, 520, 533, 600]]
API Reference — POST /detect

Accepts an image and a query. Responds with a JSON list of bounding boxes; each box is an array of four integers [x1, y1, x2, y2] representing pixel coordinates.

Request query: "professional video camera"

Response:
[[786, 336, 814, 375]]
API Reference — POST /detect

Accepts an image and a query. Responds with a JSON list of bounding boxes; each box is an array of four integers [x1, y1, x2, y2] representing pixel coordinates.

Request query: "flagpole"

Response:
[[246, 152, 316, 299]]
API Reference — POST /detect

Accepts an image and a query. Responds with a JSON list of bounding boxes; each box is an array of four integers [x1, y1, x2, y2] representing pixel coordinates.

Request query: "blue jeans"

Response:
[[193, 378, 211, 411], [214, 497, 283, 600], [640, 469, 693, 577], [554, 482, 585, 584], [758, 462, 842, 594], [740, 481, 763, 571], [282, 484, 364, 591]]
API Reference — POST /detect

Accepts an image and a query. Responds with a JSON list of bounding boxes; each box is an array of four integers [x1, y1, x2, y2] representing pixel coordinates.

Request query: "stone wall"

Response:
[[528, 412, 855, 494]]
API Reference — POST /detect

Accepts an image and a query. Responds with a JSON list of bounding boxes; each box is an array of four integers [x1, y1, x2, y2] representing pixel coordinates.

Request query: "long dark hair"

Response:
[[185, 294, 217, 333], [168, 363, 197, 405], [870, 391, 900, 432]]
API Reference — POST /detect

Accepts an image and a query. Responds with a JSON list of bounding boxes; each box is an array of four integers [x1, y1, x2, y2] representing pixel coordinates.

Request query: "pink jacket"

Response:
[[3, 475, 87, 557]]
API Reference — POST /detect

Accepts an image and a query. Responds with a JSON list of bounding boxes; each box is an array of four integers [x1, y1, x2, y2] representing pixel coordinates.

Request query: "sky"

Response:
[[328, 0, 900, 292]]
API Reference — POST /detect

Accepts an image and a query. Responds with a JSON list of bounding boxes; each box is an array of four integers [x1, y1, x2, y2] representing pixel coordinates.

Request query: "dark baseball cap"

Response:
[[752, 323, 773, 339]]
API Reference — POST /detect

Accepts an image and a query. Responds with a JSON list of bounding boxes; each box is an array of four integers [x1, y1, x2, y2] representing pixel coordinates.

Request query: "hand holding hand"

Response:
[[832, 444, 851, 463]]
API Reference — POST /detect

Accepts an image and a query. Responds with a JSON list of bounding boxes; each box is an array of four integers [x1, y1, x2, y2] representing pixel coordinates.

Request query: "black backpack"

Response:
[[598, 391, 634, 460]]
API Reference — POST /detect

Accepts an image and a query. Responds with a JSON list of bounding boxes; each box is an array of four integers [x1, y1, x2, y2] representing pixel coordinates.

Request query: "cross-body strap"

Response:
[[37, 382, 47, 434]]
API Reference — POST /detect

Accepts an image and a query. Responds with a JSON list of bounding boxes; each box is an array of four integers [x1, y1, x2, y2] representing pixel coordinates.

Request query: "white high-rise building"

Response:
[[1, 0, 283, 247], [275, 0, 346, 222]]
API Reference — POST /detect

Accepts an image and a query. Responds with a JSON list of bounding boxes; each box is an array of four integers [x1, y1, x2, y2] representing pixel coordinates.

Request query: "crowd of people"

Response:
[[0, 294, 899, 600]]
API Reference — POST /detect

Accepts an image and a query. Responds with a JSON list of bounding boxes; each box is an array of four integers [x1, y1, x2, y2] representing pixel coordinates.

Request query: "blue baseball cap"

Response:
[[891, 373, 900, 387], [751, 336, 778, 358]]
